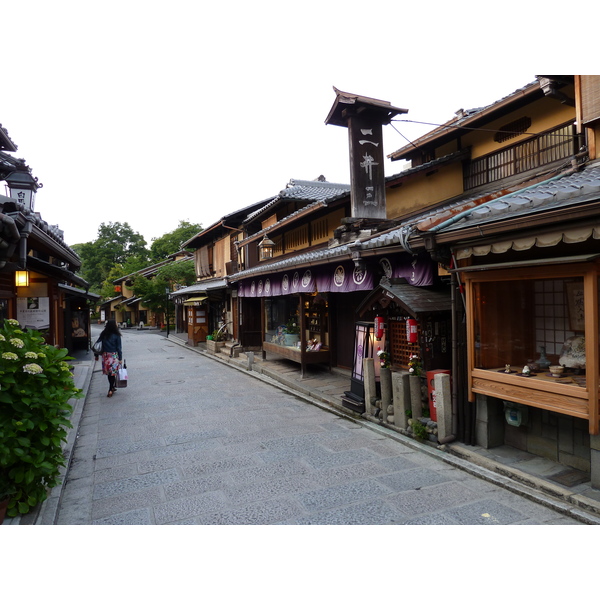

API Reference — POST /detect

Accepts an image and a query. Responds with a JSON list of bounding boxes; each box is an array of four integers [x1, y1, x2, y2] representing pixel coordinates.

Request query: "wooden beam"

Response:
[[584, 267, 599, 434]]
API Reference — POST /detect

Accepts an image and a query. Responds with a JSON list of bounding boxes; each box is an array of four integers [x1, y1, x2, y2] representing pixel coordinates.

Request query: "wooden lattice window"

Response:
[[494, 117, 532, 143], [311, 216, 329, 243], [389, 319, 421, 369]]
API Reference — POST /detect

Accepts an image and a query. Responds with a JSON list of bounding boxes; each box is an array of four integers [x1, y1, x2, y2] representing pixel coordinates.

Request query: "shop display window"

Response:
[[264, 296, 301, 346], [473, 276, 586, 383], [462, 260, 600, 433]]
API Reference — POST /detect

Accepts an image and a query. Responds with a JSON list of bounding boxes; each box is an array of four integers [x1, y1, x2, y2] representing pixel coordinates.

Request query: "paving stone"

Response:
[[387, 481, 486, 516], [294, 478, 392, 512], [375, 468, 453, 492], [92, 486, 165, 520], [194, 497, 306, 525], [153, 490, 231, 524], [288, 498, 407, 525], [92, 468, 180, 500], [93, 508, 153, 525], [443, 499, 529, 525]]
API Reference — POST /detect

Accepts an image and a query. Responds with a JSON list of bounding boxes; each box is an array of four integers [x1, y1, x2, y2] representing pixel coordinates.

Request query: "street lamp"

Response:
[[15, 271, 29, 287], [165, 287, 170, 337], [258, 234, 275, 261], [4, 160, 42, 212]]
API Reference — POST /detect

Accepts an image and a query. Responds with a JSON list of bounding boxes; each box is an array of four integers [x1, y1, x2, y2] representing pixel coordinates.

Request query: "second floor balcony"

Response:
[[464, 121, 578, 191]]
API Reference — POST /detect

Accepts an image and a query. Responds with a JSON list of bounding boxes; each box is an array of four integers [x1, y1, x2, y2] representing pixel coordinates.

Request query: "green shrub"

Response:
[[0, 319, 81, 517]]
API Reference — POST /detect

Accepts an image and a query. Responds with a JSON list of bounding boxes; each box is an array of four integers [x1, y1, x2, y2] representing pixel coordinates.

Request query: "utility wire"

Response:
[[391, 118, 578, 140]]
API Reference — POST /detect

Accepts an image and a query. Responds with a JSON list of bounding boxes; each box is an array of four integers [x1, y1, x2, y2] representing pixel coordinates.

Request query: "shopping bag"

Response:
[[116, 361, 128, 388]]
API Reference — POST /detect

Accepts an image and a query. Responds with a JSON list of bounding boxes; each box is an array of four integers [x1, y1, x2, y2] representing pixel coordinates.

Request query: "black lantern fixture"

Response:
[[4, 160, 42, 212], [258, 234, 275, 261]]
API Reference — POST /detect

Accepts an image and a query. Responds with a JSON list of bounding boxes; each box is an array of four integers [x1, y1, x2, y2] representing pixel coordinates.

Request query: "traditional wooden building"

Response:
[[1, 125, 95, 351], [386, 75, 600, 487]]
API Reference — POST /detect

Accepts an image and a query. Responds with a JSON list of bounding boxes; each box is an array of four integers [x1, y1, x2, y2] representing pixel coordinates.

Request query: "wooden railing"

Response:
[[464, 122, 577, 190]]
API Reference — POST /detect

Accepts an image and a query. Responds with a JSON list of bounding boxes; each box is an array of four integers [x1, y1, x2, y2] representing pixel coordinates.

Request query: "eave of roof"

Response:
[[0, 127, 18, 152], [357, 278, 452, 317], [388, 80, 542, 161], [325, 87, 408, 128], [430, 161, 600, 238]]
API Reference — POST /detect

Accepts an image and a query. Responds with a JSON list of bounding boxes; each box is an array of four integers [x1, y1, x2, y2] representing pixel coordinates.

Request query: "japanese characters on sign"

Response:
[[348, 117, 386, 219]]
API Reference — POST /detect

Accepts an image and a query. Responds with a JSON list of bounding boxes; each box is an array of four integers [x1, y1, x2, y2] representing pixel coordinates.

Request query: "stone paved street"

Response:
[[55, 328, 584, 525]]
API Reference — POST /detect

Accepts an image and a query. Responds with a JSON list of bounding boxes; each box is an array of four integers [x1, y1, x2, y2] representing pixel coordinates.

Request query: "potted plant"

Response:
[[0, 319, 81, 519], [206, 329, 226, 354], [284, 318, 300, 347]]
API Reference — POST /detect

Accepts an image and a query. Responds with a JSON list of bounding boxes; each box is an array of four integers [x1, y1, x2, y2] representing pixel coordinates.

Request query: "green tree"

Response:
[[131, 259, 196, 315], [100, 265, 127, 300], [72, 221, 149, 293], [149, 220, 202, 262]]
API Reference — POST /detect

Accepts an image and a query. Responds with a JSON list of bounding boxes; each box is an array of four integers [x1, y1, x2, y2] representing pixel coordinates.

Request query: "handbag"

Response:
[[92, 338, 103, 354], [116, 360, 128, 388]]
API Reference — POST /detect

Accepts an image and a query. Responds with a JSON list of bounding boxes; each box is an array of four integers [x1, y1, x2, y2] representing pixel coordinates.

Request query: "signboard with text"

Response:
[[17, 296, 50, 329]]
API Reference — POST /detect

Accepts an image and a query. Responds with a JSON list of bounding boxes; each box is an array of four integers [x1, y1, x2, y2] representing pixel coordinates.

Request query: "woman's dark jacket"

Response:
[[100, 332, 122, 360]]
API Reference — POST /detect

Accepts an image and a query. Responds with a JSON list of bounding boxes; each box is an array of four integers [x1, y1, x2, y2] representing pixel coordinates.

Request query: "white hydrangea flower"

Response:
[[23, 363, 44, 375], [0, 334, 5, 341], [7, 319, 19, 326], [25, 351, 38, 359], [10, 338, 24, 348], [2, 352, 19, 360]]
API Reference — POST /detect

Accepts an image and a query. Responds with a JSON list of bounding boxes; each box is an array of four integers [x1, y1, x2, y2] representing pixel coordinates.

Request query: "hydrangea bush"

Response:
[[0, 319, 81, 517]]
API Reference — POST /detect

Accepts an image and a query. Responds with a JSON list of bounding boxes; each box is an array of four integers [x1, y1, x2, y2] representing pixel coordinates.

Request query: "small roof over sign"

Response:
[[357, 277, 451, 319], [325, 87, 408, 128]]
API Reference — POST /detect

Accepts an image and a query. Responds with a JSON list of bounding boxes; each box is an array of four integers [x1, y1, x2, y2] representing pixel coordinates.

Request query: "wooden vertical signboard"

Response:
[[325, 87, 408, 220], [348, 116, 386, 219]]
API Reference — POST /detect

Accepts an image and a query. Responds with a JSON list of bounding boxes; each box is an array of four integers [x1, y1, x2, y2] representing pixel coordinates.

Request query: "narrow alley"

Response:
[[51, 329, 587, 525]]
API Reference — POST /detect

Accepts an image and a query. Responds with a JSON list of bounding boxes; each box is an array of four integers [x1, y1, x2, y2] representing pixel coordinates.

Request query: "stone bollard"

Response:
[[246, 351, 254, 371], [363, 358, 377, 416], [409, 375, 422, 419], [380, 367, 392, 422], [392, 372, 411, 429], [435, 373, 453, 441]]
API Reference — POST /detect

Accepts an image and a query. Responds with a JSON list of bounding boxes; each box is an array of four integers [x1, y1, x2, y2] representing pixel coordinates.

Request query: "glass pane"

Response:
[[474, 277, 585, 382], [264, 296, 300, 346]]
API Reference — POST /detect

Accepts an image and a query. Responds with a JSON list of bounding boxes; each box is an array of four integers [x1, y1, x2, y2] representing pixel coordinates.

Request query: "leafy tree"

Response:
[[72, 221, 149, 293], [149, 220, 202, 262], [100, 265, 127, 300], [131, 259, 196, 315]]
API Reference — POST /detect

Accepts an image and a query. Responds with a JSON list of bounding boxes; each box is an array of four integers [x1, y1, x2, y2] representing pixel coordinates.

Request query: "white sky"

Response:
[[1, 1, 589, 248]]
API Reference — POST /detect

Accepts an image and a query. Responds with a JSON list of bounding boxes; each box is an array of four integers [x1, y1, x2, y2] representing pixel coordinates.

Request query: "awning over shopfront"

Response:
[[171, 279, 228, 301], [183, 295, 208, 305], [237, 261, 375, 298], [456, 224, 600, 260], [236, 252, 435, 298], [58, 283, 100, 302]]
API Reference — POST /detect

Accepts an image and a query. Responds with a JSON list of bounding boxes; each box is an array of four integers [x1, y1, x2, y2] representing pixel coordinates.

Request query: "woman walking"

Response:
[[97, 319, 122, 397]]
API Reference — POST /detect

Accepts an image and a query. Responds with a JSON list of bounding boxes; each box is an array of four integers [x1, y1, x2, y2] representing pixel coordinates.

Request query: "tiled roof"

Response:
[[434, 161, 600, 233], [280, 178, 350, 201], [228, 241, 357, 280], [243, 178, 350, 224]]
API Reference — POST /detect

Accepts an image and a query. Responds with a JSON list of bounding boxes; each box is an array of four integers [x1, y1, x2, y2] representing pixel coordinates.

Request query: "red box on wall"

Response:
[[426, 369, 451, 422]]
